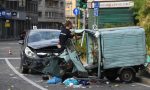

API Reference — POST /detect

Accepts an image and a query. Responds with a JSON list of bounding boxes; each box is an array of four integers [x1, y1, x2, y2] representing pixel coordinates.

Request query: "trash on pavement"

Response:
[[106, 81, 110, 85], [47, 76, 62, 84], [78, 80, 90, 86], [63, 78, 79, 86], [114, 84, 119, 87]]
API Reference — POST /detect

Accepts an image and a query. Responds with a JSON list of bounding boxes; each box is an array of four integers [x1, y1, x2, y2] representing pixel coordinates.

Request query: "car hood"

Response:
[[28, 39, 59, 49]]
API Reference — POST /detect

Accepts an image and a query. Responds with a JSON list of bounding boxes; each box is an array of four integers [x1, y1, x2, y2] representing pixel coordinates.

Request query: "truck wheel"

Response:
[[119, 69, 135, 83]]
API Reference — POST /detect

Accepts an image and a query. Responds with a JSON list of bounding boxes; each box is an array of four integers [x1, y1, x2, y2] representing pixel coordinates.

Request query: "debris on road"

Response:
[[63, 78, 79, 86], [36, 80, 43, 83], [131, 84, 136, 87], [47, 76, 62, 84], [114, 84, 119, 87], [106, 81, 110, 85]]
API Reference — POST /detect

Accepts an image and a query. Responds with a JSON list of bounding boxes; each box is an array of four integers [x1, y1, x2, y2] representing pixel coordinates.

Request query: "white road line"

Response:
[[0, 58, 20, 59], [136, 83, 150, 88], [5, 58, 48, 90]]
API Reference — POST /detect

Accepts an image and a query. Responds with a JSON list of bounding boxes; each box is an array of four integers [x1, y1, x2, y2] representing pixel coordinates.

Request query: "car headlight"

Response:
[[25, 47, 37, 58]]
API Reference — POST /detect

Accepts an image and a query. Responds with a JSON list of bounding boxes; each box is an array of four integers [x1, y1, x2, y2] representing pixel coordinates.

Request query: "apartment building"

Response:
[[0, 0, 38, 40], [38, 0, 65, 29]]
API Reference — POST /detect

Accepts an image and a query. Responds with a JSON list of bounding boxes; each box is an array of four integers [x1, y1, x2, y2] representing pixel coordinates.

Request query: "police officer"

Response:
[[57, 20, 74, 52]]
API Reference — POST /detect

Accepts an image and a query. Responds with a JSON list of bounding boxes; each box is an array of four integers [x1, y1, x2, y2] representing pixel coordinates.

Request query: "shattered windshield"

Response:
[[28, 30, 60, 43]]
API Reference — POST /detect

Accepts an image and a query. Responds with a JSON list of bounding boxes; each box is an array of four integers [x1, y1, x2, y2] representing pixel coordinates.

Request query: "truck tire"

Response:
[[119, 69, 135, 83]]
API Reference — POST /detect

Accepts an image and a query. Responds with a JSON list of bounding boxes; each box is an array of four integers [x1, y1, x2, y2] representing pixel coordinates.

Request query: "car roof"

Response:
[[29, 29, 61, 32]]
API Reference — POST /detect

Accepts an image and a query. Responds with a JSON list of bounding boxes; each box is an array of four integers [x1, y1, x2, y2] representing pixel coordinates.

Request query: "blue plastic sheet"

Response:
[[47, 76, 62, 84], [63, 78, 79, 86]]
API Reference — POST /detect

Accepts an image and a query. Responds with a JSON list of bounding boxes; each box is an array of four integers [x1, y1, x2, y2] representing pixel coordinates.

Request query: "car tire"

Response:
[[20, 65, 29, 74], [20, 57, 29, 74]]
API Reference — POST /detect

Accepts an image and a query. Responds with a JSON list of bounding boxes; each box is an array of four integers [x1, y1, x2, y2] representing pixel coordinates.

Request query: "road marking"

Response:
[[0, 58, 20, 59], [5, 58, 48, 90], [136, 83, 150, 88]]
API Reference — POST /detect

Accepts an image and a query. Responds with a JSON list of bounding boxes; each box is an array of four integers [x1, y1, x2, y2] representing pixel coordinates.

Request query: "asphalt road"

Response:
[[0, 41, 150, 90]]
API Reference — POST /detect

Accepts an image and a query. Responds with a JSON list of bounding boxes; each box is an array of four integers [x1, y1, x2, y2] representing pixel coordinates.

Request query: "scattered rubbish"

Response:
[[78, 80, 90, 86], [114, 84, 119, 87], [131, 85, 136, 87], [47, 76, 62, 84], [72, 84, 82, 88], [106, 81, 110, 85], [63, 78, 79, 86], [36, 80, 43, 83]]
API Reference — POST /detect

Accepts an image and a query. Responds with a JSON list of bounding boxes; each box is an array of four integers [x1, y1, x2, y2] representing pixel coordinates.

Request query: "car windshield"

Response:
[[28, 30, 60, 43]]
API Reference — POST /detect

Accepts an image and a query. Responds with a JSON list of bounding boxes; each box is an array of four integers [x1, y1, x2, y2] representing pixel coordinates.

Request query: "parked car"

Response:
[[19, 29, 61, 73]]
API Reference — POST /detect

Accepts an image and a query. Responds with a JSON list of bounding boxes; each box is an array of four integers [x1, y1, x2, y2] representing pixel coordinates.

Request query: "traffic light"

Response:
[[76, 0, 87, 9]]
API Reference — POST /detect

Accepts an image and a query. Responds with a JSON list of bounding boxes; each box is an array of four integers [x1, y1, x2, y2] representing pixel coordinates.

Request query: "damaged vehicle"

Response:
[[19, 29, 61, 73], [19, 26, 148, 83]]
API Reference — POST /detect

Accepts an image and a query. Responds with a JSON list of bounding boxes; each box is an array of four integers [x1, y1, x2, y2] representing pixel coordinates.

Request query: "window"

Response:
[[45, 12, 48, 17], [38, 12, 42, 17], [61, 2, 64, 7]]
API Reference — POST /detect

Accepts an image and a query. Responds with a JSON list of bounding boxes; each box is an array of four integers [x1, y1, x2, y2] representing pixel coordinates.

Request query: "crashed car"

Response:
[[19, 29, 60, 73]]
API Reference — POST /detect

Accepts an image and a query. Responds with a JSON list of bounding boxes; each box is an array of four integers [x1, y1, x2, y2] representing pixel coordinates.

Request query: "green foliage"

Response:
[[133, 0, 150, 54], [76, 0, 87, 9], [74, 36, 87, 62]]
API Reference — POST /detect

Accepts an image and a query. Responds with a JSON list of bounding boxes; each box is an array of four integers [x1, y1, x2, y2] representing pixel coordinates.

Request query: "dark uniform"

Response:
[[59, 28, 74, 52]]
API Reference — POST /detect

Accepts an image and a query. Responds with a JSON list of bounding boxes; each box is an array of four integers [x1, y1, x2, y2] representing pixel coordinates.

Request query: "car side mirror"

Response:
[[18, 40, 24, 45]]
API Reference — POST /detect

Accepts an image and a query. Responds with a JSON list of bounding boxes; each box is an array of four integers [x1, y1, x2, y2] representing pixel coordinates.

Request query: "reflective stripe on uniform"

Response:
[[60, 33, 66, 35]]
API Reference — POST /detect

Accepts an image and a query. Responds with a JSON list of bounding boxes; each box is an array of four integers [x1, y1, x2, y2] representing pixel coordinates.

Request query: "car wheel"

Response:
[[20, 65, 29, 74], [20, 57, 29, 74]]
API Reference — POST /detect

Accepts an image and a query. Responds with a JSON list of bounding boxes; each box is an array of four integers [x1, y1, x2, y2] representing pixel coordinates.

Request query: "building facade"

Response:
[[0, 0, 38, 40], [65, 0, 76, 27], [87, 0, 134, 29], [38, 0, 65, 29]]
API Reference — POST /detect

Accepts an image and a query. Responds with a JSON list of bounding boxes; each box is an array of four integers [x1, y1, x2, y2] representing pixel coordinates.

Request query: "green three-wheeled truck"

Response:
[[43, 26, 147, 82]]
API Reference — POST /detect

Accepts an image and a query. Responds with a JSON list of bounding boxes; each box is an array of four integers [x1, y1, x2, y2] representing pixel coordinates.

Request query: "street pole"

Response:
[[83, 9, 86, 29], [78, 15, 80, 29], [75, 15, 77, 29]]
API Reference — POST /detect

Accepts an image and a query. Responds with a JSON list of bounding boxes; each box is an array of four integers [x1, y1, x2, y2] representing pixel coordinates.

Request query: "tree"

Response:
[[133, 0, 150, 54]]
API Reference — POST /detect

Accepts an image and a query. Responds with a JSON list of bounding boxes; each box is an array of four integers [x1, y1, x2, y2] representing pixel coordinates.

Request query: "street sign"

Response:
[[11, 12, 17, 16], [94, 1, 99, 8], [94, 1, 99, 16], [94, 8, 99, 16], [73, 8, 80, 16]]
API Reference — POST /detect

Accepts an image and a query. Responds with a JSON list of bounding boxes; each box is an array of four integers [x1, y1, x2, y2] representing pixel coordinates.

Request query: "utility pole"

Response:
[[83, 9, 86, 29]]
